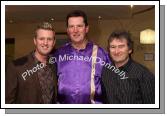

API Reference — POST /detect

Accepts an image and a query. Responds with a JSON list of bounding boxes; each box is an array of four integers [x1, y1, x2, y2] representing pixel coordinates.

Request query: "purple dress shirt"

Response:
[[54, 42, 109, 104]]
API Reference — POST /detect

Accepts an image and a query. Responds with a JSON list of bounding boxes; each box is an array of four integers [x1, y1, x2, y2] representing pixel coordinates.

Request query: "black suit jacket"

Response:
[[101, 59, 155, 104]]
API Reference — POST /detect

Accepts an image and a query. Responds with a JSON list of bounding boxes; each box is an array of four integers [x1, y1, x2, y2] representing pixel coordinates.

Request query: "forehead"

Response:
[[68, 17, 84, 24], [110, 38, 128, 45], [36, 29, 53, 33], [36, 29, 54, 36]]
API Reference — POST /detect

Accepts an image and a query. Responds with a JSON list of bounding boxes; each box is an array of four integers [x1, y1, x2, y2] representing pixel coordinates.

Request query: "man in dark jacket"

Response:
[[5, 22, 57, 104], [101, 30, 155, 104]]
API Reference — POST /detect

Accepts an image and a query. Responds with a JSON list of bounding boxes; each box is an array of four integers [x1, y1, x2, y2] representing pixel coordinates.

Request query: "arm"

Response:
[[139, 70, 155, 104], [5, 62, 18, 104], [51, 63, 58, 104]]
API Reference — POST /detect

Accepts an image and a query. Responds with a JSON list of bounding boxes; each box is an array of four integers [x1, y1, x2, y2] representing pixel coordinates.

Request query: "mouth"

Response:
[[73, 34, 80, 38], [42, 46, 49, 50], [113, 54, 121, 57], [112, 55, 121, 58]]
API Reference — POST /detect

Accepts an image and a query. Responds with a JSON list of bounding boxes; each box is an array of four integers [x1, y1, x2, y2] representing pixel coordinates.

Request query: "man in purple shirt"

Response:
[[54, 10, 109, 104]]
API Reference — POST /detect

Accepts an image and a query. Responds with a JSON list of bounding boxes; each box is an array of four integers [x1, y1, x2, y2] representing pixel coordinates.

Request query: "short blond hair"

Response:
[[34, 22, 55, 38]]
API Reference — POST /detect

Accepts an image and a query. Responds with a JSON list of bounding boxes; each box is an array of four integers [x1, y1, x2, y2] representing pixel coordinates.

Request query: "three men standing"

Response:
[[5, 11, 155, 104]]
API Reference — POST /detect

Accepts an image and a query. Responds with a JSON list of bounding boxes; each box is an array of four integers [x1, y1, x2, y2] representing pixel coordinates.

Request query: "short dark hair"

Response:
[[35, 22, 55, 39], [108, 30, 133, 51], [66, 10, 88, 27]]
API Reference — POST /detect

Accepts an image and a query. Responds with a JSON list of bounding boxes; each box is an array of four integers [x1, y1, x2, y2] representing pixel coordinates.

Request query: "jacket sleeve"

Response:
[[139, 70, 155, 104], [51, 63, 58, 104], [5, 62, 18, 104]]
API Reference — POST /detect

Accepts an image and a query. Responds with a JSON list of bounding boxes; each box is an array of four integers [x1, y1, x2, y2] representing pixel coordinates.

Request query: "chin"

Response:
[[72, 38, 82, 42], [40, 51, 50, 56], [41, 53, 48, 56], [75, 39, 81, 41], [113, 59, 122, 63]]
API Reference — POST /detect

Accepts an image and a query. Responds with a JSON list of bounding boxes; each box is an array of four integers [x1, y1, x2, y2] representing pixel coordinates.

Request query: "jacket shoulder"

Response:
[[13, 55, 29, 66]]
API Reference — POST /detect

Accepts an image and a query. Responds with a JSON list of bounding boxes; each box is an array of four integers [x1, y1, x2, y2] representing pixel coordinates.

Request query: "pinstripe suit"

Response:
[[101, 59, 155, 104]]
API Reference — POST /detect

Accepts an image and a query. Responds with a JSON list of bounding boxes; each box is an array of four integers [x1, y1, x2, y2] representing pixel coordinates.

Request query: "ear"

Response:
[[86, 25, 89, 33], [129, 49, 132, 54], [34, 38, 37, 45], [67, 28, 70, 35], [53, 38, 56, 47]]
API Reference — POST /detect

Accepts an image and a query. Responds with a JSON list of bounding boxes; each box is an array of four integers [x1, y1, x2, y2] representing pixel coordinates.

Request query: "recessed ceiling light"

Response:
[[130, 5, 134, 8], [9, 19, 14, 23], [50, 18, 54, 21], [98, 16, 102, 20]]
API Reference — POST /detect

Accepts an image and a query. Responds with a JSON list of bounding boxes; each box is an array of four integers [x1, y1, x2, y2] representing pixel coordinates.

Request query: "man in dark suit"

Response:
[[101, 30, 155, 104], [5, 22, 57, 104]]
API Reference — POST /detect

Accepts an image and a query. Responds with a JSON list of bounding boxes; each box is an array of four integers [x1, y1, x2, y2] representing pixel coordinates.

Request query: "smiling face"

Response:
[[67, 16, 89, 44], [34, 29, 55, 56], [109, 38, 132, 67]]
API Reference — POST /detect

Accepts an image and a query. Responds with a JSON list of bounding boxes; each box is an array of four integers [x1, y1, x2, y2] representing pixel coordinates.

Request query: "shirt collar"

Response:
[[118, 58, 132, 71], [32, 51, 51, 65], [69, 41, 93, 51]]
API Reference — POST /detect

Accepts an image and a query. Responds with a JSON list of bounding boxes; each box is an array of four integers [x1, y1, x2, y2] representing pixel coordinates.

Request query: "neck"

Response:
[[34, 51, 48, 64], [115, 57, 129, 68], [72, 39, 88, 50]]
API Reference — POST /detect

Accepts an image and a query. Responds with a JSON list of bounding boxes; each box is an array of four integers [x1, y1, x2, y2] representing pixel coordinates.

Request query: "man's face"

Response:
[[67, 16, 89, 44], [34, 29, 55, 56], [109, 38, 132, 64]]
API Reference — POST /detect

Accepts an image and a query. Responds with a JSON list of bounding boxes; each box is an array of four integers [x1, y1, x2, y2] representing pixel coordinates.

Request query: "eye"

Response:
[[47, 38, 54, 41], [110, 45, 116, 49], [78, 25, 84, 28], [118, 45, 125, 48], [38, 37, 45, 40], [68, 25, 74, 29]]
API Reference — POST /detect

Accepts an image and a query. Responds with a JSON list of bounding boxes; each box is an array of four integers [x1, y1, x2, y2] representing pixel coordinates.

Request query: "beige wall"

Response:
[[87, 9, 155, 73], [6, 22, 66, 58], [5, 8, 155, 73]]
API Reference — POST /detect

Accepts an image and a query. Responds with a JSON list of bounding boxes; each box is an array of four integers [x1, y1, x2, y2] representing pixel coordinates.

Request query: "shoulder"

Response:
[[129, 60, 154, 78], [13, 56, 28, 66], [102, 66, 110, 74], [94, 44, 110, 63], [6, 54, 30, 73], [12, 54, 30, 66], [55, 43, 70, 53], [52, 43, 70, 58], [131, 60, 150, 72], [93, 44, 107, 55], [96, 45, 107, 53]]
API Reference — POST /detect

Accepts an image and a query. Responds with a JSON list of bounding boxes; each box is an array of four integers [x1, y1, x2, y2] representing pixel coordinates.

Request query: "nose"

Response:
[[73, 26, 78, 33], [114, 47, 120, 54], [43, 38, 48, 45]]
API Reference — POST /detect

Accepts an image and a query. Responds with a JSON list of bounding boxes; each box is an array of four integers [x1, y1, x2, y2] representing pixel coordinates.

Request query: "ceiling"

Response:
[[5, 5, 154, 23]]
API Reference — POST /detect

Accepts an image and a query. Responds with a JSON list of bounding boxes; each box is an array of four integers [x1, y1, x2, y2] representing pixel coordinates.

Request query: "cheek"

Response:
[[121, 50, 129, 57], [68, 31, 74, 37], [124, 48, 130, 53], [109, 50, 114, 56], [35, 41, 40, 46], [109, 48, 114, 53], [50, 41, 56, 47], [68, 29, 73, 33]]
